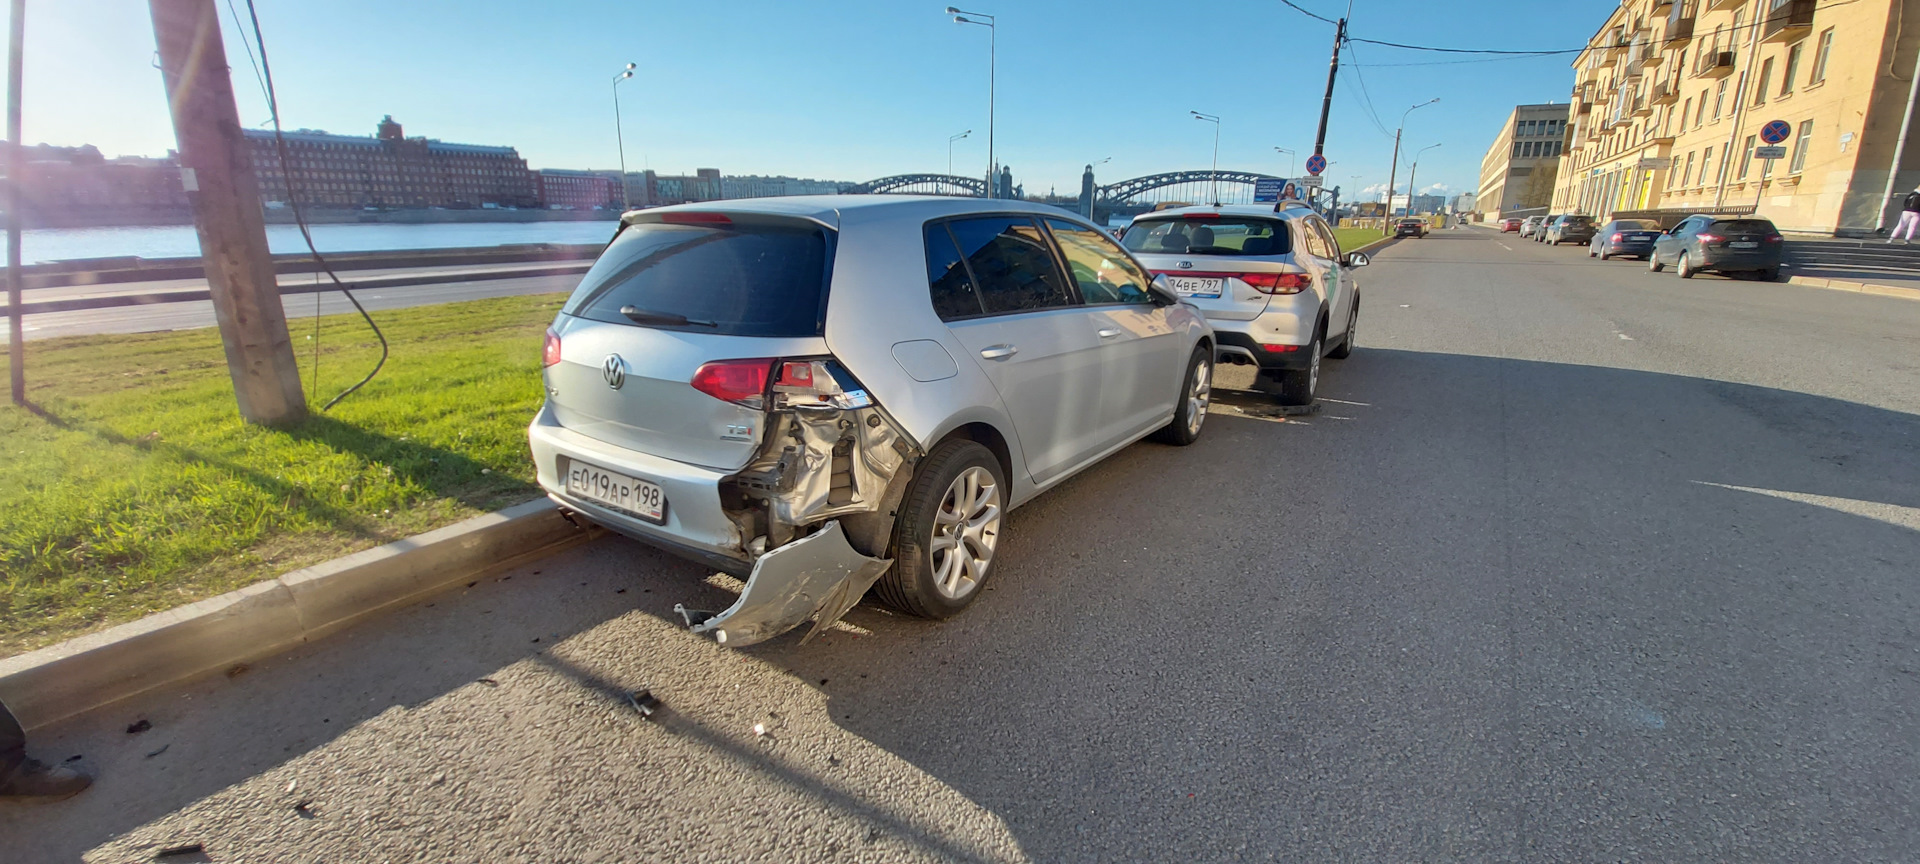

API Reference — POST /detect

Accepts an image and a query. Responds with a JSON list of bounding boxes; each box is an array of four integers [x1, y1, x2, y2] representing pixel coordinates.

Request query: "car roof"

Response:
[[623, 194, 1082, 229], [1134, 203, 1320, 221]]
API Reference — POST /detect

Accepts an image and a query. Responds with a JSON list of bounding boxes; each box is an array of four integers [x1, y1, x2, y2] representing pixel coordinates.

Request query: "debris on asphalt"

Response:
[[154, 842, 205, 859], [147, 744, 170, 758], [293, 800, 318, 819], [126, 719, 152, 734], [225, 663, 249, 678], [626, 689, 660, 720], [476, 678, 500, 687], [674, 605, 716, 628], [286, 779, 296, 792]]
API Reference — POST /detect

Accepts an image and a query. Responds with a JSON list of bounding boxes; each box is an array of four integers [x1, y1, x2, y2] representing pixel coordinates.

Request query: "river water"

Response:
[[2, 221, 624, 265]]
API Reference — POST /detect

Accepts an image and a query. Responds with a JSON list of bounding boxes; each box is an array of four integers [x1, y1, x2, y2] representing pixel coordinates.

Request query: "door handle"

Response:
[[1097, 328, 1121, 339], [979, 344, 1019, 361]]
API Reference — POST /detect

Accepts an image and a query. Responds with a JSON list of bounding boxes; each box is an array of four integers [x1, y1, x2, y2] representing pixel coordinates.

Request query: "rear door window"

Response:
[[945, 216, 1077, 315], [1121, 217, 1291, 256], [563, 218, 831, 337], [1713, 219, 1777, 233], [1045, 218, 1151, 305], [924, 223, 985, 319]]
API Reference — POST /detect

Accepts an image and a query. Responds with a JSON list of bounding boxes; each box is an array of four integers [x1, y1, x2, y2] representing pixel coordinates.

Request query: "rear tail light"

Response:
[[772, 359, 872, 409], [1696, 233, 1722, 244], [1241, 272, 1312, 295], [691, 359, 775, 408], [1610, 233, 1624, 242], [1764, 234, 1785, 243], [1180, 213, 1221, 220], [661, 211, 733, 225], [1261, 344, 1301, 353], [542, 328, 563, 368]]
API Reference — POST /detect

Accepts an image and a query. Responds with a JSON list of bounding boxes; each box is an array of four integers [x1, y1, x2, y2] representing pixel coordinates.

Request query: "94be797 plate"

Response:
[[1164, 276, 1224, 298], [564, 459, 666, 523]]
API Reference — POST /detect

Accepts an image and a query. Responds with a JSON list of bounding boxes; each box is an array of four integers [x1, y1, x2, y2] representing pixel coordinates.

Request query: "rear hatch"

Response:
[[1121, 214, 1305, 321], [1704, 218, 1783, 255], [545, 212, 836, 472]]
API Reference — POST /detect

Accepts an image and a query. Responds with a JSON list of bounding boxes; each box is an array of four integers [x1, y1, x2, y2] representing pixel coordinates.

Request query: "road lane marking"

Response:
[[1617, 333, 1634, 340], [1697, 482, 1920, 533], [1497, 243, 1514, 251]]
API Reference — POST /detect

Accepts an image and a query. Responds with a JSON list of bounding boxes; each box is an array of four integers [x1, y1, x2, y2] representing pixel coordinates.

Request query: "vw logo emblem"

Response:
[[1177, 261, 1193, 269], [602, 354, 627, 390]]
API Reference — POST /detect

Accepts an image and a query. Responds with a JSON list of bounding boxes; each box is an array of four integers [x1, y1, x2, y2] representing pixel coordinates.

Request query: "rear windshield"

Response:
[[1121, 217, 1291, 256], [1712, 219, 1777, 233], [1611, 219, 1660, 230], [563, 220, 832, 337], [1561, 216, 1594, 225]]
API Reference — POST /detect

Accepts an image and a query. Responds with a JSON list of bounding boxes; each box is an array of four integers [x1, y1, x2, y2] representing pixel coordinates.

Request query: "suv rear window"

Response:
[[562, 219, 831, 337], [1120, 217, 1291, 256], [1712, 219, 1777, 233], [1562, 216, 1594, 225]]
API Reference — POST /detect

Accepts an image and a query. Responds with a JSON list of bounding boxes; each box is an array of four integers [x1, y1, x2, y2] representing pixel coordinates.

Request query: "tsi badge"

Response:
[[602, 354, 627, 390], [721, 423, 755, 442]]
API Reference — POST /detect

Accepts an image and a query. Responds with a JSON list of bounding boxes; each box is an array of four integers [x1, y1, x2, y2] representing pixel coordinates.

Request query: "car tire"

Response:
[[1677, 252, 1695, 279], [1758, 267, 1780, 282], [1276, 331, 1323, 406], [1648, 250, 1664, 273], [874, 438, 1006, 620], [1328, 295, 1358, 360], [1154, 347, 1212, 446], [1597, 247, 1610, 260]]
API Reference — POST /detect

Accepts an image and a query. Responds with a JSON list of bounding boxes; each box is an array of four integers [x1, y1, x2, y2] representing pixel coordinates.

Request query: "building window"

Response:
[[1782, 42, 1802, 95], [1682, 151, 1696, 186], [1682, 97, 1692, 129], [1713, 79, 1727, 120], [1700, 147, 1713, 188], [1695, 91, 1708, 127], [1738, 135, 1755, 180], [1810, 28, 1833, 84], [1754, 58, 1772, 105], [1789, 119, 1813, 173]]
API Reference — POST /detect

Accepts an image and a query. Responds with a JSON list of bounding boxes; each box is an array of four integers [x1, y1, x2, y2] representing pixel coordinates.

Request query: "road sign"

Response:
[[1754, 145, 1788, 160], [1636, 157, 1672, 170], [1305, 154, 1327, 175], [1760, 119, 1792, 145], [1298, 174, 1324, 188], [1253, 178, 1285, 202]]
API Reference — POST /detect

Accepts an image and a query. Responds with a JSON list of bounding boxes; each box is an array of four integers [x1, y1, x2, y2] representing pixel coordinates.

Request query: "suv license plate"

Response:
[[565, 459, 666, 523], [1166, 276, 1224, 298], [1728, 241, 1759, 249]]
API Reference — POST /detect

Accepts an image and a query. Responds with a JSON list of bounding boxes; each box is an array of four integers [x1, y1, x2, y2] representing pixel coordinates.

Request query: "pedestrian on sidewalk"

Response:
[[1891, 184, 1920, 244], [0, 697, 92, 801]]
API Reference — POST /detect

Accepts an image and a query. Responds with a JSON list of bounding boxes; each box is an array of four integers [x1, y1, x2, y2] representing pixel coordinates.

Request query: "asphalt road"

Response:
[[6, 227, 1918, 862], [3, 269, 585, 343]]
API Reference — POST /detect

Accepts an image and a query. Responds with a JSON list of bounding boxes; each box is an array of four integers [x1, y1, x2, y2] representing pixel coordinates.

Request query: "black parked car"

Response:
[[1588, 219, 1662, 260], [1647, 215, 1785, 280], [1544, 214, 1597, 245], [1394, 218, 1427, 238]]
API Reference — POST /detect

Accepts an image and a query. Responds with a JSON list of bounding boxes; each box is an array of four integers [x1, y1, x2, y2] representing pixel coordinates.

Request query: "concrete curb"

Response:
[[1785, 275, 1920, 302], [0, 498, 600, 730], [2, 261, 594, 317]]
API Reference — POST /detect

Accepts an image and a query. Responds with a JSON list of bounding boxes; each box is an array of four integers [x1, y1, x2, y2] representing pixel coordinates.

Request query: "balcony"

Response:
[[1761, 0, 1815, 43], [1631, 97, 1653, 118], [1693, 50, 1735, 78], [1665, 1, 1696, 45], [1634, 43, 1663, 70], [1650, 81, 1678, 104], [1577, 101, 1593, 115], [1705, 0, 1744, 10]]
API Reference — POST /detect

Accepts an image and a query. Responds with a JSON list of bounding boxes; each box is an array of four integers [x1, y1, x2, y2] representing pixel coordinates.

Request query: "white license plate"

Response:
[[565, 459, 666, 523], [1728, 241, 1759, 249], [1165, 276, 1224, 298]]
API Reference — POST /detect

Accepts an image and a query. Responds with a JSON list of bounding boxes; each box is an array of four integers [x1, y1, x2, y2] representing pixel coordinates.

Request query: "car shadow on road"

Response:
[[7, 349, 1918, 861]]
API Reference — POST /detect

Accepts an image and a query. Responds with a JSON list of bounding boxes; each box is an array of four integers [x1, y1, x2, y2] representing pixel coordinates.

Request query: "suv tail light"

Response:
[[542, 328, 563, 368], [1610, 232, 1624, 242], [1696, 233, 1723, 244], [691, 359, 775, 408], [1764, 234, 1785, 243], [1241, 273, 1312, 295]]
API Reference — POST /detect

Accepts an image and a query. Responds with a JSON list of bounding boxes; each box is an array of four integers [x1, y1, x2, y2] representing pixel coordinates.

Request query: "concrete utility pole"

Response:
[[1313, 16, 1346, 158], [7, 0, 25, 405], [149, 0, 305, 425]]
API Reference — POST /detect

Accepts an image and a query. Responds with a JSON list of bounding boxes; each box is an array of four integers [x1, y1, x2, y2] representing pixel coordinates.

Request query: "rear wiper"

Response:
[[619, 305, 717, 327]]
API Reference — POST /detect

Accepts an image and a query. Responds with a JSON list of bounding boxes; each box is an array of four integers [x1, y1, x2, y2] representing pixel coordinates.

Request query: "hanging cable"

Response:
[[221, 0, 272, 110], [242, 0, 387, 412]]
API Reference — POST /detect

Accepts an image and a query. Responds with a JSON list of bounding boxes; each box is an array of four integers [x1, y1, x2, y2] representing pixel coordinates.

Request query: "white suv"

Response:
[[1121, 203, 1366, 405], [530, 196, 1213, 646]]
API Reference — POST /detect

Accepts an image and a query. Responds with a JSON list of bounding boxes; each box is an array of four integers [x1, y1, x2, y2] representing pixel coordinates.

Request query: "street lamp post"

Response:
[[1274, 146, 1296, 179], [1192, 110, 1221, 204], [1405, 143, 1441, 216], [612, 63, 636, 211], [948, 8, 996, 198], [1383, 97, 1439, 233], [948, 129, 971, 176]]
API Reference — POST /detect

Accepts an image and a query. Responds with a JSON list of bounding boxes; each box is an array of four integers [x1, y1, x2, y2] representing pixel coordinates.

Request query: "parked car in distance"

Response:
[[1519, 215, 1547, 238], [1647, 214, 1785, 280], [1532, 215, 1563, 242], [1500, 218, 1523, 233], [530, 196, 1215, 645], [1589, 218, 1662, 260], [1394, 218, 1427, 239], [1121, 202, 1367, 406], [1544, 214, 1597, 246]]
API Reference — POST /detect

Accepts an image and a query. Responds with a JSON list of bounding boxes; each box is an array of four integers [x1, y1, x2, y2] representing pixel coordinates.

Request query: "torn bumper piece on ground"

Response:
[[675, 520, 890, 647]]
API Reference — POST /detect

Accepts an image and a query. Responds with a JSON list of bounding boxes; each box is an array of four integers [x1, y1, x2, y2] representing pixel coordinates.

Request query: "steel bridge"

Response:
[[844, 169, 1293, 206], [840, 174, 987, 197]]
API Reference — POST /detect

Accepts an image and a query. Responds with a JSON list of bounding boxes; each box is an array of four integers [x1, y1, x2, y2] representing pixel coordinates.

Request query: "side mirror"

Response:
[[1342, 251, 1370, 268], [1149, 273, 1179, 305]]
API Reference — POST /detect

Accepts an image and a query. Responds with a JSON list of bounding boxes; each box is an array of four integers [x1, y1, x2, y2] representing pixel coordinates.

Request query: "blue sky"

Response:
[[7, 0, 1613, 202]]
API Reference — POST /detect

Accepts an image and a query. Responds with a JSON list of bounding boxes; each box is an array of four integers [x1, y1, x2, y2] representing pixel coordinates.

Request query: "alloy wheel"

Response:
[[929, 466, 1001, 600], [1186, 359, 1211, 436]]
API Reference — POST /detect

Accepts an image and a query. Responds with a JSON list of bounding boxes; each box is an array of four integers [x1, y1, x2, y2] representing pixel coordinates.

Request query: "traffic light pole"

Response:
[[149, 0, 307, 425]]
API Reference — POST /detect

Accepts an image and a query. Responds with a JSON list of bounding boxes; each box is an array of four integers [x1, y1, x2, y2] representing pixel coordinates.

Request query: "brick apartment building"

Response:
[[246, 116, 536, 210]]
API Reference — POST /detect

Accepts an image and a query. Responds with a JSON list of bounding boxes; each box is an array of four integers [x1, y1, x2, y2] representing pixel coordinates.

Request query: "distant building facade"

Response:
[[245, 116, 536, 210], [1555, 0, 1920, 234], [1452, 191, 1479, 213], [533, 169, 615, 210], [1, 143, 189, 227], [1477, 104, 1570, 219]]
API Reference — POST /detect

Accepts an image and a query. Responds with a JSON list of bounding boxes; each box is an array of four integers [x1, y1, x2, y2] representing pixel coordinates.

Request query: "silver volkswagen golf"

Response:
[[530, 196, 1214, 646]]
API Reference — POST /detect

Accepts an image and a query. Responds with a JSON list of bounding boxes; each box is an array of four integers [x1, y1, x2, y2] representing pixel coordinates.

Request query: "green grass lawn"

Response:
[[1333, 226, 1390, 253], [0, 293, 567, 655]]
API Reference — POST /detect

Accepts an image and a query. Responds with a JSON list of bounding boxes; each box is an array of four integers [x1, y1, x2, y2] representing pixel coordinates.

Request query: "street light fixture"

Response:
[[1405, 143, 1442, 216], [948, 129, 971, 176], [948, 8, 996, 198], [1192, 110, 1221, 204], [612, 62, 637, 211], [1383, 97, 1439, 232], [1274, 146, 1296, 179]]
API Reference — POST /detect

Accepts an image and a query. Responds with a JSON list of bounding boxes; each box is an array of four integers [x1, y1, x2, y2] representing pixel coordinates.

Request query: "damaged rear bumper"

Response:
[[675, 520, 891, 647]]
